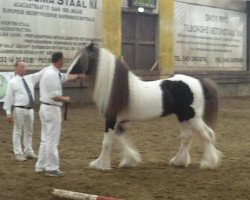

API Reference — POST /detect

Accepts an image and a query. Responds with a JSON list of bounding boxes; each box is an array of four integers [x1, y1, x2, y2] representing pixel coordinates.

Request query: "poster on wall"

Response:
[[0, 72, 14, 102], [0, 0, 102, 69], [174, 2, 247, 69]]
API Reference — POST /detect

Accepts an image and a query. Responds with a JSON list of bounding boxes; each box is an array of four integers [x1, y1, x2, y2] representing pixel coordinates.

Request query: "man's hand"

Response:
[[53, 96, 71, 102], [63, 96, 71, 103], [77, 74, 86, 81], [6, 115, 13, 124], [67, 74, 87, 81]]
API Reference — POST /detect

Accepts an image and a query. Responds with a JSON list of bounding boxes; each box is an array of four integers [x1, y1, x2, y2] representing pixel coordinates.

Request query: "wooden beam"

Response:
[[102, 0, 122, 57], [159, 0, 174, 77]]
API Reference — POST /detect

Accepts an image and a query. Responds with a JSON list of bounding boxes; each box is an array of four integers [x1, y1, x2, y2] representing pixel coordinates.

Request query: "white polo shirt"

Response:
[[39, 65, 68, 107], [3, 69, 46, 115]]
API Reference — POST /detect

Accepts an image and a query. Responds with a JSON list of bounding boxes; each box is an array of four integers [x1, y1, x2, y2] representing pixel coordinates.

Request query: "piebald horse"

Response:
[[67, 43, 222, 170]]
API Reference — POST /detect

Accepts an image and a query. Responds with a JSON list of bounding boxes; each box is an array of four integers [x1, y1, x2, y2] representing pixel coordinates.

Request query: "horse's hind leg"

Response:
[[190, 118, 222, 169], [169, 121, 192, 167], [115, 123, 142, 168], [89, 130, 114, 170]]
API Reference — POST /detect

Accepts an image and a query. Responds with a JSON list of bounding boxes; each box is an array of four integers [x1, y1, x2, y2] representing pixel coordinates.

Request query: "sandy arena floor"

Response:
[[0, 97, 250, 200]]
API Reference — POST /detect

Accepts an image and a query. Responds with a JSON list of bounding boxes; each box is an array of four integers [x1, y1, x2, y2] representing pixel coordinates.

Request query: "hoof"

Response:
[[200, 154, 222, 169], [119, 152, 142, 168], [119, 158, 139, 168], [169, 154, 190, 167], [89, 158, 112, 171], [200, 158, 221, 169], [200, 159, 214, 169], [200, 148, 222, 169]]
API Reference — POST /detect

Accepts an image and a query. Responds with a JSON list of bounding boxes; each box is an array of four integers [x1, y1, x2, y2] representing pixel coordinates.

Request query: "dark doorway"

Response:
[[122, 10, 158, 74]]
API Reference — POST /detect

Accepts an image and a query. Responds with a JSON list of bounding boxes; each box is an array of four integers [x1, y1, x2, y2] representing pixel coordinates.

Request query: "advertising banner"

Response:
[[0, 0, 102, 69], [174, 2, 247, 69], [0, 72, 15, 102]]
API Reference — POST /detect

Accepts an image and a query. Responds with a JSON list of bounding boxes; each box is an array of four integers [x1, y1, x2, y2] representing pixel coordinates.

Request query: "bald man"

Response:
[[3, 61, 46, 161]]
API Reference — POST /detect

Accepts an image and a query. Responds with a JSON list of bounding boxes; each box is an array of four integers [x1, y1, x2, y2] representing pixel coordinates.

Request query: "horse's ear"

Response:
[[87, 42, 94, 52]]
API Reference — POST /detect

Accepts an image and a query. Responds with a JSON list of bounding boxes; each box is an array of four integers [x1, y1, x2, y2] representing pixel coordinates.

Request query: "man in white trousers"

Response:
[[3, 61, 46, 161], [35, 52, 84, 177]]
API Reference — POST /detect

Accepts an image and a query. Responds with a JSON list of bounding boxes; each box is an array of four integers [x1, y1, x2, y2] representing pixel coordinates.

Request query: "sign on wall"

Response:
[[0, 72, 14, 102], [174, 2, 247, 69], [129, 0, 156, 9], [0, 0, 102, 69]]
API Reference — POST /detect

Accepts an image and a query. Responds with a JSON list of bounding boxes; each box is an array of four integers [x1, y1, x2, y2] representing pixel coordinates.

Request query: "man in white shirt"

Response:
[[35, 52, 84, 177], [3, 61, 46, 161]]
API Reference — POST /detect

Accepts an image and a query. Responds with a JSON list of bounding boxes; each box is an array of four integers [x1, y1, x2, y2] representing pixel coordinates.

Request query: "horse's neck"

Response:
[[128, 70, 144, 87]]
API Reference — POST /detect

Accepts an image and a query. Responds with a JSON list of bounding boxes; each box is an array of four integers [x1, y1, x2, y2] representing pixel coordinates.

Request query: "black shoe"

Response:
[[25, 153, 38, 159]]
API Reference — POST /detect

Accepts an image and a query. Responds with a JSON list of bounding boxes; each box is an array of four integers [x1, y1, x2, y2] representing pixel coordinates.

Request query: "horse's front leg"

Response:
[[115, 123, 142, 168], [89, 129, 114, 170]]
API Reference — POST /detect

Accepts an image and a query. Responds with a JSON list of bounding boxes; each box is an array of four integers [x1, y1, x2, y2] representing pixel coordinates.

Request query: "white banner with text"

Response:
[[0, 72, 15, 102], [174, 2, 247, 69], [0, 0, 102, 69]]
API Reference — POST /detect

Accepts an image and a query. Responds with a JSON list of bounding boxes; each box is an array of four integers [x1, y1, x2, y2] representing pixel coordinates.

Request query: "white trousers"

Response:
[[13, 107, 34, 155], [36, 104, 62, 171]]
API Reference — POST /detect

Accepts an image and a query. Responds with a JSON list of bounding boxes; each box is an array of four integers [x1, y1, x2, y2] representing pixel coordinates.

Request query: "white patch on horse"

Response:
[[93, 48, 116, 114], [117, 133, 142, 168], [118, 72, 163, 122], [89, 130, 114, 170]]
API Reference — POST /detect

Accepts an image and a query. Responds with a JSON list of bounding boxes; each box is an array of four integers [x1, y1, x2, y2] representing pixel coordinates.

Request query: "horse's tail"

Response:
[[200, 78, 219, 128]]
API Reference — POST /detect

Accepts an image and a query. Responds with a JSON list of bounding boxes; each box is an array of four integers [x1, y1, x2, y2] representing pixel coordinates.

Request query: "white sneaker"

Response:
[[15, 155, 27, 162], [35, 167, 45, 174]]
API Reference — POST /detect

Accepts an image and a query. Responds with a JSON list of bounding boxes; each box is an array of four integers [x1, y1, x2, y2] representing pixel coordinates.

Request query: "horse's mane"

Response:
[[106, 58, 129, 122], [93, 48, 130, 121]]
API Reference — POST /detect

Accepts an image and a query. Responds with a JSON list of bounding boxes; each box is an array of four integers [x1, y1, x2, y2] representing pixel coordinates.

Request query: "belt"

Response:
[[41, 101, 61, 107], [14, 106, 33, 109]]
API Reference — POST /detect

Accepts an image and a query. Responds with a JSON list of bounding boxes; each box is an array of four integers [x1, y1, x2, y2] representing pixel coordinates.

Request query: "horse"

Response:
[[67, 43, 222, 170]]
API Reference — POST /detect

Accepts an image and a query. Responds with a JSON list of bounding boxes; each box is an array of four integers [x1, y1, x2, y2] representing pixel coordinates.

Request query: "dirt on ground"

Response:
[[0, 97, 250, 200]]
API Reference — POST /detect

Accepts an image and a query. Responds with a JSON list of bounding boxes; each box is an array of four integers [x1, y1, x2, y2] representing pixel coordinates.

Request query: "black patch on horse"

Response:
[[160, 80, 195, 122], [105, 117, 116, 132]]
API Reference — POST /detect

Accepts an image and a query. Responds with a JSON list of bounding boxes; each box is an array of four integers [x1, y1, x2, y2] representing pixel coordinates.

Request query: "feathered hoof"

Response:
[[200, 151, 222, 169], [200, 159, 221, 169], [119, 158, 140, 168], [200, 160, 214, 169], [89, 158, 112, 171], [169, 155, 191, 167], [119, 153, 142, 168]]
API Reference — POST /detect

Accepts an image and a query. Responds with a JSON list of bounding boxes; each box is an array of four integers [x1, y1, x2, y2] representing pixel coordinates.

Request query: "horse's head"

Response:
[[67, 42, 98, 75]]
